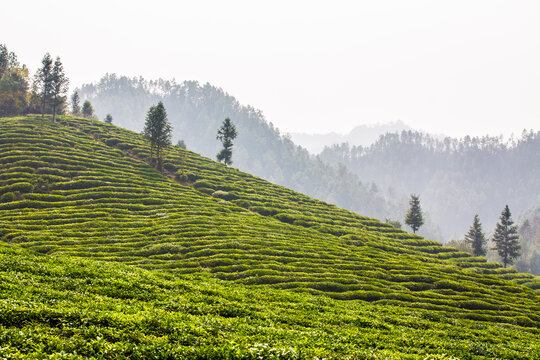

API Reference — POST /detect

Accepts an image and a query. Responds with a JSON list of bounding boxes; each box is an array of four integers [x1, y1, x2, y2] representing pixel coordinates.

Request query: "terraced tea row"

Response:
[[1, 244, 538, 359], [61, 116, 536, 282], [0, 116, 538, 327]]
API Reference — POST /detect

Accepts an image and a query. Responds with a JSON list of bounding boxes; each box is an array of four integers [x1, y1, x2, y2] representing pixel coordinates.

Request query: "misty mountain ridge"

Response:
[[320, 130, 540, 242], [290, 120, 412, 154]]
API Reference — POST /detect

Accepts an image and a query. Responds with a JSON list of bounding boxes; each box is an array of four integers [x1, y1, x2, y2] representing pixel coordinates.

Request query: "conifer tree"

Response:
[[492, 205, 521, 268], [50, 57, 69, 122], [404, 194, 424, 233], [216, 117, 237, 166], [71, 91, 81, 115], [465, 214, 486, 256], [33, 53, 53, 118], [143, 101, 171, 171], [81, 100, 94, 118]]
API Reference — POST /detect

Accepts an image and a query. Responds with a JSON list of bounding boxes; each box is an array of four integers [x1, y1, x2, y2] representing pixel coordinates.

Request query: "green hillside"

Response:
[[1, 115, 539, 358], [1, 244, 538, 360]]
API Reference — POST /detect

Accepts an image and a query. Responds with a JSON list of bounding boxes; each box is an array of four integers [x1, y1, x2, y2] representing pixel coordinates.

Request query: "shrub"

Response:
[[197, 187, 214, 195], [193, 180, 215, 190], [212, 190, 237, 201], [0, 191, 17, 203], [0, 182, 33, 196]]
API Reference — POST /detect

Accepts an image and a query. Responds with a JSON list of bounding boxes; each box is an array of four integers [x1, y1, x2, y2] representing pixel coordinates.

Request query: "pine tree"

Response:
[[216, 117, 237, 166], [465, 214, 486, 256], [105, 114, 113, 124], [50, 57, 69, 122], [33, 53, 53, 118], [492, 205, 521, 268], [71, 91, 81, 115], [142, 102, 172, 171], [81, 100, 94, 118], [404, 194, 424, 233]]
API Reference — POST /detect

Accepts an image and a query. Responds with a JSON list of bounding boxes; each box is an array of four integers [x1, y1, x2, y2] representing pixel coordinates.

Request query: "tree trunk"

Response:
[[52, 95, 56, 122]]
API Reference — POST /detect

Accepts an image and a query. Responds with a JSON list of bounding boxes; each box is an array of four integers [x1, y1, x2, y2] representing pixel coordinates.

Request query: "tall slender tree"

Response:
[[33, 53, 53, 118], [492, 205, 521, 268], [465, 214, 487, 256], [143, 101, 171, 171], [216, 117, 237, 166], [50, 57, 69, 122], [71, 91, 81, 115], [404, 194, 424, 233]]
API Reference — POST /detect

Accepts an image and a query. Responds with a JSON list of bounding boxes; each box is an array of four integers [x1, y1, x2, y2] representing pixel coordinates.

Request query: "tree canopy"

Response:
[[143, 101, 172, 171], [50, 57, 69, 121], [0, 44, 29, 117], [81, 100, 94, 118], [71, 91, 81, 115], [405, 194, 424, 233], [216, 117, 237, 166], [465, 214, 486, 256], [492, 205, 521, 268]]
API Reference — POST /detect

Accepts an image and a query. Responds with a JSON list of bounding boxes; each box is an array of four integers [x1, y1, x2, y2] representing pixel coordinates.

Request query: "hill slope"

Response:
[[78, 75, 390, 220], [0, 115, 539, 358]]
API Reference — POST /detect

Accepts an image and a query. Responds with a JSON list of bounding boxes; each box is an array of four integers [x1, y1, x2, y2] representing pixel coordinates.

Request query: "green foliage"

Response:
[[405, 194, 424, 233], [465, 214, 487, 256], [81, 100, 94, 118], [216, 117, 237, 166], [50, 57, 69, 121], [77, 75, 393, 222], [492, 205, 521, 268], [0, 44, 29, 117], [0, 244, 538, 359], [0, 115, 539, 358], [71, 91, 81, 115], [104, 113, 113, 124], [33, 53, 54, 117], [386, 218, 402, 229], [176, 139, 186, 149], [142, 101, 172, 171]]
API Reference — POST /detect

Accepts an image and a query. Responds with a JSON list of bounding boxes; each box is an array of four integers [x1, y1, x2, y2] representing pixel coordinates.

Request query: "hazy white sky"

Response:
[[2, 0, 539, 136]]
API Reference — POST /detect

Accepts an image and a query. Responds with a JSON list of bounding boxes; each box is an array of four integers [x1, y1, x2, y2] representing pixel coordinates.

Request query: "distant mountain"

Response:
[[78, 74, 391, 221], [290, 121, 412, 154], [320, 130, 540, 243]]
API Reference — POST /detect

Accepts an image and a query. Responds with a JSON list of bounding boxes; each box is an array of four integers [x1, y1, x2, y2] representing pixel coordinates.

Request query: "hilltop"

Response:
[[0, 115, 539, 358]]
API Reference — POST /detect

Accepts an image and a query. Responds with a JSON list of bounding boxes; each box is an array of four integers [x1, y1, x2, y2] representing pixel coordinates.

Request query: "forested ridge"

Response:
[[320, 131, 540, 242]]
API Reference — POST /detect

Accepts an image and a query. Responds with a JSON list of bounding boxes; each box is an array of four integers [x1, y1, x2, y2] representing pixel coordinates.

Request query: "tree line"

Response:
[[0, 44, 104, 122], [403, 194, 521, 268]]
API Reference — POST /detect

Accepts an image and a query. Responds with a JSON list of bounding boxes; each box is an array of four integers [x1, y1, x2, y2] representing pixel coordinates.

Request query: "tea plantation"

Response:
[[0, 115, 539, 358]]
